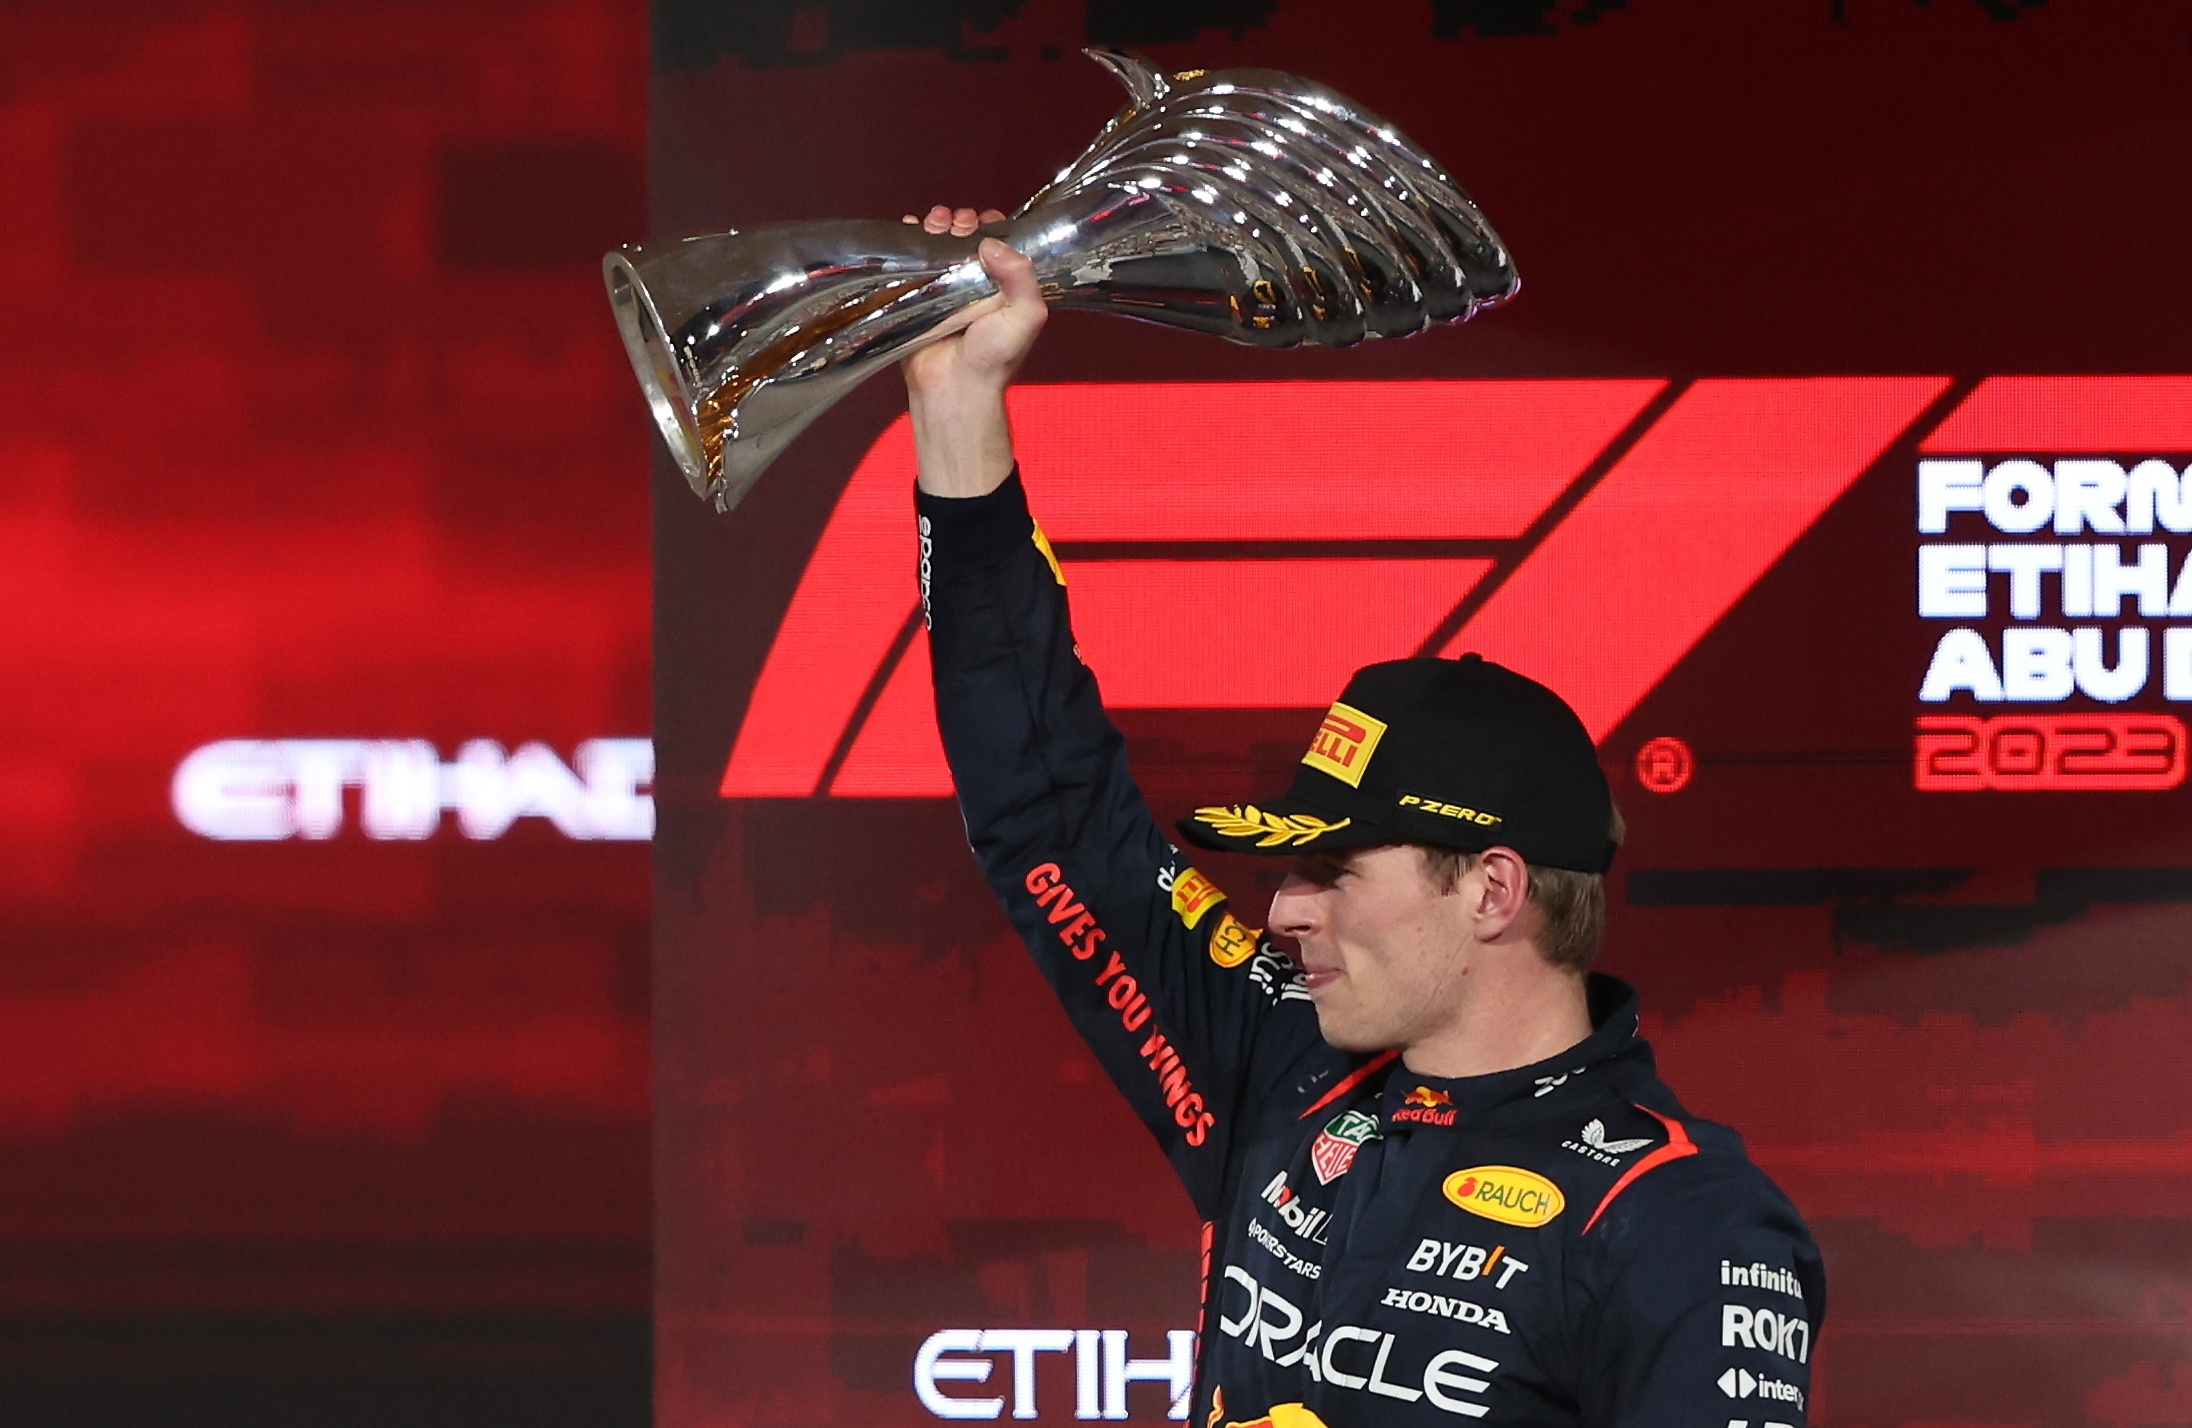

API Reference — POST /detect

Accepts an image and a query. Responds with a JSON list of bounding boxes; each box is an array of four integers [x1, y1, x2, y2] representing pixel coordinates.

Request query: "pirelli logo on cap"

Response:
[[1302, 701, 1387, 787]]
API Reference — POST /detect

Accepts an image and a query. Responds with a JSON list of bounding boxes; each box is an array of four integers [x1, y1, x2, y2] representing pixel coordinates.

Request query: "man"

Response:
[[900, 205, 1822, 1428]]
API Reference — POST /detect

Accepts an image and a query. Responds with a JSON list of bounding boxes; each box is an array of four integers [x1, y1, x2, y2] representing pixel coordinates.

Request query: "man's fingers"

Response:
[[911, 205, 1010, 236], [977, 237, 1042, 309]]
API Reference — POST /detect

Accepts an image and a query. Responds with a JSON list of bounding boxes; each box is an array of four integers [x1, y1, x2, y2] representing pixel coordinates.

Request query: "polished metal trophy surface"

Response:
[[606, 50, 1519, 513]]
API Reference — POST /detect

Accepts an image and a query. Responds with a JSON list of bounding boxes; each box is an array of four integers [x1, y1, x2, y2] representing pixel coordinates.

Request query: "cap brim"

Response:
[[1175, 798, 1387, 856]]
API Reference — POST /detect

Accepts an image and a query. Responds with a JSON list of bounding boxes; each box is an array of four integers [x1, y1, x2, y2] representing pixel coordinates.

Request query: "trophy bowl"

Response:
[[606, 49, 1520, 512]]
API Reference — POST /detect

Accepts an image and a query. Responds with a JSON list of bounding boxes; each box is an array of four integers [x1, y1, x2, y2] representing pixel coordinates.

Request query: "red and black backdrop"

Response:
[[9, 3, 2192, 1428], [0, 2, 650, 1424], [654, 5, 2192, 1428]]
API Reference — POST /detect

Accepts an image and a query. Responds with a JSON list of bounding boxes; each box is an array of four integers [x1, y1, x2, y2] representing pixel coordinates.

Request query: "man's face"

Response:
[[1267, 844, 1480, 1052]]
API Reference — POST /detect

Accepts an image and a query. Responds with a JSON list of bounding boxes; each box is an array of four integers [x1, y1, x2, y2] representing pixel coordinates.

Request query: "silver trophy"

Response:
[[606, 50, 1520, 513]]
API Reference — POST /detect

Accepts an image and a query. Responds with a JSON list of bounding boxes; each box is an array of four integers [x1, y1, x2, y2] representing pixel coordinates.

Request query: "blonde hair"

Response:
[[1418, 803, 1625, 972]]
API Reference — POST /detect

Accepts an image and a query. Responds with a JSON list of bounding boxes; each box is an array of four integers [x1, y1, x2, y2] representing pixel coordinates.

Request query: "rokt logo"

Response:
[[1722, 1305, 1811, 1364]]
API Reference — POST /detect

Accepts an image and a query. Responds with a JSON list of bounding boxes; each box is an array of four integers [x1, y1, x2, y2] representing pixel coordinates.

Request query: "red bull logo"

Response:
[[1394, 1085, 1458, 1126]]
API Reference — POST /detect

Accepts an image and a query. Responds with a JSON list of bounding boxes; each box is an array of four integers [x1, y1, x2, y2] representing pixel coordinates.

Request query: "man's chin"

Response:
[[1312, 1006, 1386, 1054]]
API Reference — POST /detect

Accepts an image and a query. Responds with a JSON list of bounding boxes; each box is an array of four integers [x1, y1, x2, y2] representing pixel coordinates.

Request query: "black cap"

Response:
[[1176, 655, 1617, 873]]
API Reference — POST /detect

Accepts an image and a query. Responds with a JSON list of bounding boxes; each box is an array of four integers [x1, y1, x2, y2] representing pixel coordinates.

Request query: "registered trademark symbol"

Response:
[[1635, 736, 1694, 794]]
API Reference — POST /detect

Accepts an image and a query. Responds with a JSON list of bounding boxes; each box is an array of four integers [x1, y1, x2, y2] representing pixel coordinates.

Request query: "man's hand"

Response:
[[900, 205, 1046, 498]]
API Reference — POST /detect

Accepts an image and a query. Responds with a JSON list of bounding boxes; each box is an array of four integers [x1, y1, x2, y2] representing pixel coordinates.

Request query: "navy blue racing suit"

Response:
[[919, 470, 1824, 1428]]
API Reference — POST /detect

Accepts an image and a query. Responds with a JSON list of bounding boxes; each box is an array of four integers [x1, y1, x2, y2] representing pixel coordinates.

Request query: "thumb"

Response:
[[978, 237, 1042, 308]]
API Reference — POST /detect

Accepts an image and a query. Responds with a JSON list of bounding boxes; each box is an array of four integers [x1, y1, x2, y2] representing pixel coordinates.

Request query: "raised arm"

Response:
[[900, 205, 1039, 499], [903, 213, 1324, 1215]]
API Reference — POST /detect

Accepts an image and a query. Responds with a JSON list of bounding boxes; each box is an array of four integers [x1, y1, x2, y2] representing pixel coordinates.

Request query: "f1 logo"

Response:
[[721, 376, 1960, 797]]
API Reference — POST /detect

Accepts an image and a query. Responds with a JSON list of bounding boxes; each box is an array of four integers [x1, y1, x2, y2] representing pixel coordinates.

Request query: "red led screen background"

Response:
[[0, 2, 652, 1422], [655, 7, 2192, 1428]]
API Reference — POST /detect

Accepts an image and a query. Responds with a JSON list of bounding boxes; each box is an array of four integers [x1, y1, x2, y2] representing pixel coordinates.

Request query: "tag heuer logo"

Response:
[[1309, 1109, 1381, 1185]]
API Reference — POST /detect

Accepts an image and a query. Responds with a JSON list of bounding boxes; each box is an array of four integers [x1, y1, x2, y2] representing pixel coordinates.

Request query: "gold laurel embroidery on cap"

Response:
[[1191, 804, 1352, 849]]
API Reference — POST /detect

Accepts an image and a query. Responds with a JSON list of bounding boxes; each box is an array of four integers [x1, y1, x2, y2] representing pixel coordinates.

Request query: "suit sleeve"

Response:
[[919, 471, 1322, 1217], [1578, 1161, 1826, 1428]]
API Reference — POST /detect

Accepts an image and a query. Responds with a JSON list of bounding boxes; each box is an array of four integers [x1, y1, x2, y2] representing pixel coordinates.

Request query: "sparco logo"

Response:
[[917, 514, 935, 627]]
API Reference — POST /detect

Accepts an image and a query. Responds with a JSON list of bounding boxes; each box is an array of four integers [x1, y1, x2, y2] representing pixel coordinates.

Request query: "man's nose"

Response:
[[1268, 874, 1319, 937]]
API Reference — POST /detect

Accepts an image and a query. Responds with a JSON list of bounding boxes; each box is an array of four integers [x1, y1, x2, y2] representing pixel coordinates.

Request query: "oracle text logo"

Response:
[[172, 738, 654, 841], [1914, 375, 2192, 790], [722, 378, 1950, 797]]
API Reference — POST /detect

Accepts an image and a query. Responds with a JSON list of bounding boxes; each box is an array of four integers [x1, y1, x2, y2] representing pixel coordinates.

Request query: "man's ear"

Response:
[[1472, 846, 1533, 941]]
